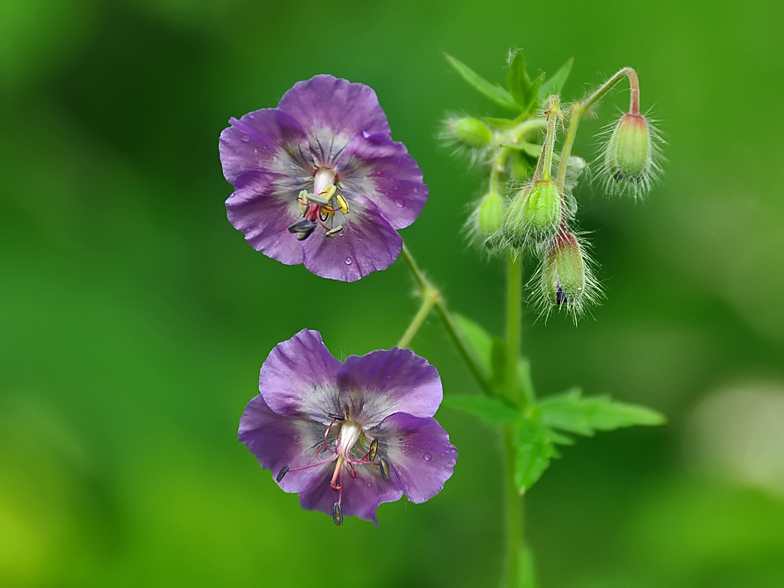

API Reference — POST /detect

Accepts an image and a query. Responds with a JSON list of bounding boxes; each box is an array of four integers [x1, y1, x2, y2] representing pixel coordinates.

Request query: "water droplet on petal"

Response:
[[240, 134, 251, 143], [423, 452, 432, 461], [394, 198, 405, 208], [345, 257, 353, 265], [252, 147, 259, 155]]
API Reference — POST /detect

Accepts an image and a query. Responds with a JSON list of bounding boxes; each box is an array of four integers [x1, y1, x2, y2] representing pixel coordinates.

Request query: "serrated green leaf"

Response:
[[539, 57, 574, 100], [442, 395, 522, 425], [507, 49, 532, 108], [514, 413, 557, 494], [539, 388, 666, 436], [445, 54, 521, 111]]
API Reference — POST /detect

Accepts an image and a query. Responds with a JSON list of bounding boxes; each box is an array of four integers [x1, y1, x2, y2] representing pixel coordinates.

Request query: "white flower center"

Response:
[[335, 420, 362, 458]]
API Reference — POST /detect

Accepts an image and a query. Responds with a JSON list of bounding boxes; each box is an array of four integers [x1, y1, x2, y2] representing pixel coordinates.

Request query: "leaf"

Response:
[[483, 117, 517, 130], [539, 57, 574, 100], [442, 395, 522, 425], [514, 412, 557, 494], [452, 313, 493, 381], [507, 49, 532, 108], [539, 388, 666, 437], [445, 54, 521, 111]]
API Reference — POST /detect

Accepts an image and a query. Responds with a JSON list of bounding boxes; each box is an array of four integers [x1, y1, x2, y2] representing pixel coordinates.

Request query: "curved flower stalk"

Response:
[[219, 75, 428, 282], [239, 330, 457, 525]]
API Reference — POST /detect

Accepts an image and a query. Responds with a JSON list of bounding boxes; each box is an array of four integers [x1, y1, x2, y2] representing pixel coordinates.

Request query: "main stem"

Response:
[[502, 251, 527, 588]]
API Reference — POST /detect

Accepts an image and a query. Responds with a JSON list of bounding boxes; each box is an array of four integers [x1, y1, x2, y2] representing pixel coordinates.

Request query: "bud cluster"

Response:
[[445, 53, 662, 318]]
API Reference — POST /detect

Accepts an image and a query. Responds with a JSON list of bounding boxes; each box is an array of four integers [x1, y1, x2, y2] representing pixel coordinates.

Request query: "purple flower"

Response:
[[220, 75, 428, 282], [239, 329, 457, 525]]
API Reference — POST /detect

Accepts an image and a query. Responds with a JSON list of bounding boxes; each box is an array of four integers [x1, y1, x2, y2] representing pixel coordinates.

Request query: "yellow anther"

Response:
[[323, 208, 335, 217], [337, 194, 349, 215], [320, 185, 336, 200], [297, 190, 308, 214]]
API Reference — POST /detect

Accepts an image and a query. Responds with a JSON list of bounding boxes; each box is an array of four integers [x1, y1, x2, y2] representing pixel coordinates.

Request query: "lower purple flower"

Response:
[[239, 329, 458, 525]]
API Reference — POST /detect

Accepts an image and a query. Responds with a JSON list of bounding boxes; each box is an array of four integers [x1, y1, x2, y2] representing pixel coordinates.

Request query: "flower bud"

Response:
[[476, 189, 505, 237], [539, 231, 598, 318], [445, 117, 494, 149], [503, 179, 562, 249], [603, 113, 658, 197]]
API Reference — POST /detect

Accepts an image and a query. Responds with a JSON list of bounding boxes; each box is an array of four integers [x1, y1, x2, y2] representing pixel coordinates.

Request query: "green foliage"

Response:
[[441, 395, 521, 425], [452, 312, 495, 383], [507, 48, 544, 114], [539, 388, 666, 437], [445, 53, 521, 111], [538, 57, 574, 100], [514, 411, 558, 494]]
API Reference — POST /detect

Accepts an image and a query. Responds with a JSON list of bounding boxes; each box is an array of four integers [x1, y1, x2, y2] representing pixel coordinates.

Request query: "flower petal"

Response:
[[296, 462, 403, 526], [219, 108, 311, 184], [374, 413, 458, 503], [337, 347, 443, 424], [338, 131, 428, 230], [301, 194, 402, 282], [238, 394, 331, 493], [259, 329, 342, 421], [226, 170, 308, 266], [277, 75, 391, 164]]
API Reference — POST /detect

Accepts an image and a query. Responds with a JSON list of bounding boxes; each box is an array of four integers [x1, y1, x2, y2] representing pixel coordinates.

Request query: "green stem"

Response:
[[555, 67, 639, 192], [397, 286, 438, 348], [502, 424, 525, 588], [400, 244, 496, 397], [504, 252, 523, 406]]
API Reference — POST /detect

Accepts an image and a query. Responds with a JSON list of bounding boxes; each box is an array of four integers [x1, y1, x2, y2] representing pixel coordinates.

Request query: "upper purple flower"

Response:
[[239, 329, 457, 525], [220, 75, 429, 282]]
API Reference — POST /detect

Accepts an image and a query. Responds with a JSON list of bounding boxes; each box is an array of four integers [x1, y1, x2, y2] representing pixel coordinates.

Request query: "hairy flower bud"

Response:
[[502, 179, 562, 249], [603, 112, 659, 197], [476, 189, 505, 238], [538, 231, 599, 319], [445, 117, 494, 149]]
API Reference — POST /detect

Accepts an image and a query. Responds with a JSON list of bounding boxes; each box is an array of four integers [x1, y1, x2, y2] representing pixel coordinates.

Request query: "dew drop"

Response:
[[394, 198, 405, 208], [423, 452, 432, 461], [240, 134, 251, 143], [252, 147, 259, 155], [344, 257, 353, 265]]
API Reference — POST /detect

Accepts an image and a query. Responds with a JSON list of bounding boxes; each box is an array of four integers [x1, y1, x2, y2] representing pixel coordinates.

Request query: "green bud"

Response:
[[539, 231, 598, 319], [476, 189, 505, 237], [604, 113, 658, 197], [447, 117, 494, 149], [522, 179, 561, 238]]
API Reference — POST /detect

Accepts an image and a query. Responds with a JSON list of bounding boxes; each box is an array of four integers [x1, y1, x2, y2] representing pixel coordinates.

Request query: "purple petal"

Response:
[[375, 413, 457, 503], [301, 194, 402, 282], [238, 394, 331, 493], [226, 170, 307, 266], [259, 330, 342, 420], [219, 108, 312, 184], [277, 75, 391, 164], [296, 462, 403, 526], [337, 347, 443, 424], [338, 132, 428, 230]]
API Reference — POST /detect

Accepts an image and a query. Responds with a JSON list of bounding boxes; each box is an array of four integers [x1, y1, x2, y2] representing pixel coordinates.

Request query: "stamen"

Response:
[[379, 457, 390, 480], [326, 225, 343, 238], [288, 219, 317, 239], [369, 439, 378, 461], [337, 194, 349, 214], [328, 413, 345, 422], [276, 464, 290, 482], [332, 502, 343, 526], [320, 185, 336, 200], [304, 192, 330, 206]]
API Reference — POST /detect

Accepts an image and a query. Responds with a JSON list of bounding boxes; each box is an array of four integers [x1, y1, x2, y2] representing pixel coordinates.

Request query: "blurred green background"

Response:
[[3, 0, 784, 586]]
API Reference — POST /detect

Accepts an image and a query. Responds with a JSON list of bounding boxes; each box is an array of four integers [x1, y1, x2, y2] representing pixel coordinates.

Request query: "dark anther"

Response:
[[379, 457, 390, 480], [555, 283, 569, 306], [325, 225, 343, 238], [328, 412, 346, 422], [288, 219, 317, 240], [276, 464, 290, 482], [332, 502, 344, 526]]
